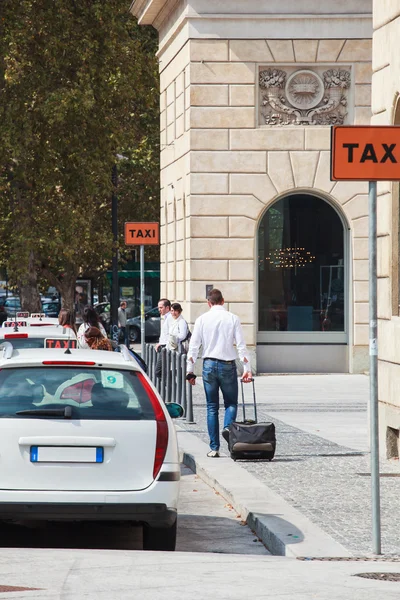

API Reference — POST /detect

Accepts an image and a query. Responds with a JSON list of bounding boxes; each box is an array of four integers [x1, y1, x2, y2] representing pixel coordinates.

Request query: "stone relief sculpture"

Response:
[[259, 67, 351, 126]]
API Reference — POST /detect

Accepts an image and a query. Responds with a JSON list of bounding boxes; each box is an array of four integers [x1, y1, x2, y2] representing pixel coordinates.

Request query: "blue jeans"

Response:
[[202, 359, 238, 451]]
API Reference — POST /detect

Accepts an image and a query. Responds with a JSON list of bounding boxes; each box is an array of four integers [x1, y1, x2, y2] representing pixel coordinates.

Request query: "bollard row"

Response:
[[144, 344, 193, 422]]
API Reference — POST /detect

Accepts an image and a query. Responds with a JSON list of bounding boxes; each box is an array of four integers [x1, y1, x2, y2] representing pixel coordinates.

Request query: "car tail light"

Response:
[[138, 373, 168, 479], [42, 361, 96, 366], [4, 333, 29, 339]]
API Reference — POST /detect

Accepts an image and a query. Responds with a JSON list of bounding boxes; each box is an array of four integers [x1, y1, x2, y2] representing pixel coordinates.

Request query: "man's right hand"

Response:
[[155, 344, 160, 351], [241, 371, 253, 383], [186, 372, 196, 386]]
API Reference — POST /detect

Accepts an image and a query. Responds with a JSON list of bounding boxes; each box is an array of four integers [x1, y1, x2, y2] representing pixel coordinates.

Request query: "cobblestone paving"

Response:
[[178, 386, 400, 557]]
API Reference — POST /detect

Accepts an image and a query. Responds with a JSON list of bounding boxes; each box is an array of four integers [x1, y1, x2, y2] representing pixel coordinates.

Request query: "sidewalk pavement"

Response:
[[177, 374, 400, 557]]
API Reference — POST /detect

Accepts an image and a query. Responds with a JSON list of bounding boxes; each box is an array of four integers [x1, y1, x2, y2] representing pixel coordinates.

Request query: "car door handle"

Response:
[[18, 436, 116, 447]]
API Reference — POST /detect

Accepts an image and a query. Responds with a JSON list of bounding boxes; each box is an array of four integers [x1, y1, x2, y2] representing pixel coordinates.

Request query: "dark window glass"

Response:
[[0, 339, 46, 349], [258, 194, 345, 332], [0, 367, 155, 420]]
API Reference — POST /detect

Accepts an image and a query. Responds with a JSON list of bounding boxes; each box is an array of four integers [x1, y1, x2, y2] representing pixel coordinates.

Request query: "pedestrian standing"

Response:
[[118, 301, 129, 346], [58, 308, 77, 334], [165, 303, 188, 353], [77, 306, 107, 349], [186, 289, 252, 457], [155, 298, 172, 380]]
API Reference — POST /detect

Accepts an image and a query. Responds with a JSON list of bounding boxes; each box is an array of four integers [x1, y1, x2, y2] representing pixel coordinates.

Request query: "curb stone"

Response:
[[177, 427, 352, 558]]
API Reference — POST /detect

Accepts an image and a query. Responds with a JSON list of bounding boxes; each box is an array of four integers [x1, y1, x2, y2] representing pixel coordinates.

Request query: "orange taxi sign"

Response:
[[124, 222, 159, 245], [331, 126, 400, 181]]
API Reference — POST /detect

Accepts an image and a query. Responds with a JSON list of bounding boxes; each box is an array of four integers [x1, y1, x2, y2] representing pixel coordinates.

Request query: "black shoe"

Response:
[[221, 427, 230, 444]]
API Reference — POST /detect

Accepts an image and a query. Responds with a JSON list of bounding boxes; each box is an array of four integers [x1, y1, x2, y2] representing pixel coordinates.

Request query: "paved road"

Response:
[[0, 465, 268, 556]]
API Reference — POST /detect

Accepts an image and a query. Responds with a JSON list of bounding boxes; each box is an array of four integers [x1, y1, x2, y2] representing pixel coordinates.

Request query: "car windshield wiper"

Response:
[[16, 406, 73, 419]]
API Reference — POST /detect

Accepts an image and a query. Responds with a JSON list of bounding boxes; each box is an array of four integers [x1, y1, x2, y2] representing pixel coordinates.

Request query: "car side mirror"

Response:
[[165, 402, 184, 419]]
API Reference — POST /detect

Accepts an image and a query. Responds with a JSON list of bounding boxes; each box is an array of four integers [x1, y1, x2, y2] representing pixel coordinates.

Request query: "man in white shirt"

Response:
[[155, 298, 172, 380], [187, 288, 252, 457]]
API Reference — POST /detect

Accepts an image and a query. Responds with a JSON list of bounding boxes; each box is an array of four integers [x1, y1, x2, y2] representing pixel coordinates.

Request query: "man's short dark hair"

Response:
[[159, 298, 171, 308], [207, 289, 223, 305]]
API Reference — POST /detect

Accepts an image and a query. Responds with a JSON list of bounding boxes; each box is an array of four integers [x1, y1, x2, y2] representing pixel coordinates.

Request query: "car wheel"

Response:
[[143, 519, 177, 552], [129, 326, 140, 343]]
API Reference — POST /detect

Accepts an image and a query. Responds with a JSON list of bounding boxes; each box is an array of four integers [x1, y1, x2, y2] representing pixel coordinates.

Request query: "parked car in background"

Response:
[[41, 300, 61, 318], [127, 307, 161, 343], [0, 297, 8, 324], [3, 297, 22, 319]]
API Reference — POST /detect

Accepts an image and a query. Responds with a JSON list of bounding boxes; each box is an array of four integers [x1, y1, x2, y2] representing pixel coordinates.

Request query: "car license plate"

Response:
[[30, 446, 103, 463]]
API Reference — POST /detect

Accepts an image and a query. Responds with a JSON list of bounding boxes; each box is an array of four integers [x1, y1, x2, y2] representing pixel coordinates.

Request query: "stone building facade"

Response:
[[371, 1, 400, 459], [131, 0, 372, 374]]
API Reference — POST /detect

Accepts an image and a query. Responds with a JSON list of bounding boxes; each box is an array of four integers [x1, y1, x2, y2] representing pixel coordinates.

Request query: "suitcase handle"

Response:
[[240, 378, 257, 423]]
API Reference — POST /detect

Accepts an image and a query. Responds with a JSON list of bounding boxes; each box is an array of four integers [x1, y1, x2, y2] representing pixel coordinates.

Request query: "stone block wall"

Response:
[[372, 2, 400, 458], [166, 37, 371, 371]]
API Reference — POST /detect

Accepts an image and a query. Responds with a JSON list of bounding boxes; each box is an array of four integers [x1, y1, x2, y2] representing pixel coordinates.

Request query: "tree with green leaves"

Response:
[[0, 0, 159, 311]]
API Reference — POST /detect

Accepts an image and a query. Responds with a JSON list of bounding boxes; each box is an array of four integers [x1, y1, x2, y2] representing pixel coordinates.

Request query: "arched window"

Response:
[[258, 193, 345, 335]]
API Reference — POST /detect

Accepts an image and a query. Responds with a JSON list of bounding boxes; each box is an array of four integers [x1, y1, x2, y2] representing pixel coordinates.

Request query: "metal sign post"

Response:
[[140, 244, 145, 360], [368, 180, 381, 554], [328, 125, 400, 555], [124, 222, 160, 358]]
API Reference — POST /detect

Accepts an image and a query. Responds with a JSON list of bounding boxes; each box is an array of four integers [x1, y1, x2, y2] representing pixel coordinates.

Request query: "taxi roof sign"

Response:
[[124, 222, 159, 246], [331, 125, 400, 181]]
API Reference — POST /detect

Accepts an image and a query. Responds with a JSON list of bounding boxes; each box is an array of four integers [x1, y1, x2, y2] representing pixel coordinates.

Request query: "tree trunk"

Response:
[[19, 251, 42, 313], [58, 274, 77, 312], [40, 267, 77, 314]]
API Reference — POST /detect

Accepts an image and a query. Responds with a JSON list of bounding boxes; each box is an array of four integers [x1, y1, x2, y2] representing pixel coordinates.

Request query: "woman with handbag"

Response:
[[77, 306, 107, 349], [165, 303, 188, 353]]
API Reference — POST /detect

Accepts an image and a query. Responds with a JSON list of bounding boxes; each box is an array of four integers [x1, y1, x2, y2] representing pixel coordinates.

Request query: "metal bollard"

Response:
[[165, 349, 172, 403], [181, 353, 187, 416], [152, 346, 157, 384], [176, 352, 182, 406], [186, 379, 194, 423], [171, 351, 176, 403], [149, 346, 154, 383], [161, 347, 167, 400]]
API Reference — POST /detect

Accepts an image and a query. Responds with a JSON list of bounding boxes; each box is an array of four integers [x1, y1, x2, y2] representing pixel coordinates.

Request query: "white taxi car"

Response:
[[0, 325, 77, 349], [0, 343, 183, 551]]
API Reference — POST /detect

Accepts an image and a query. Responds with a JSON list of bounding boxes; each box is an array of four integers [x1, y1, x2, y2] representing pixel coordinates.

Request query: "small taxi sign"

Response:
[[3, 321, 27, 328], [45, 338, 77, 349], [30, 313, 45, 319], [124, 222, 159, 246], [16, 312, 29, 318], [331, 125, 400, 181]]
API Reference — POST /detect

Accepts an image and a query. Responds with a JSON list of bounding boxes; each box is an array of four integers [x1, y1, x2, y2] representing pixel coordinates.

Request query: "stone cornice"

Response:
[[130, 0, 168, 25]]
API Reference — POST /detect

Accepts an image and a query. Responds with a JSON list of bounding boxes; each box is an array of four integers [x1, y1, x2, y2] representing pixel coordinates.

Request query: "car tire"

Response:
[[142, 519, 177, 552], [129, 326, 141, 343]]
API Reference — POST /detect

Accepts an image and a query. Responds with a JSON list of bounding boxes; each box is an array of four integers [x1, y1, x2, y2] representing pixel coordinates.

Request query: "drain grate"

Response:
[[297, 556, 400, 562], [355, 573, 400, 582]]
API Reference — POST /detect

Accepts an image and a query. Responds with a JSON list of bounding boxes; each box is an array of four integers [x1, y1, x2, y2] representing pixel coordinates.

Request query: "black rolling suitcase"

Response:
[[229, 379, 276, 461]]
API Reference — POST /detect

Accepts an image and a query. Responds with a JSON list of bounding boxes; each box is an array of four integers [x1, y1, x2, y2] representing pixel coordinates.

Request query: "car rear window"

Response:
[[0, 339, 47, 349], [0, 367, 155, 420]]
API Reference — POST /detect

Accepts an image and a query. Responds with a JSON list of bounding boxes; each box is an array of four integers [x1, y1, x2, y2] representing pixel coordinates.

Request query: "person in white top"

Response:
[[77, 306, 107, 349], [186, 289, 252, 457], [155, 298, 172, 380], [165, 303, 188, 352]]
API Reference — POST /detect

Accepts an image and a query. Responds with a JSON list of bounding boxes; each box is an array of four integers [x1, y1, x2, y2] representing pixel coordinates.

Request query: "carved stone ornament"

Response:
[[259, 67, 351, 126]]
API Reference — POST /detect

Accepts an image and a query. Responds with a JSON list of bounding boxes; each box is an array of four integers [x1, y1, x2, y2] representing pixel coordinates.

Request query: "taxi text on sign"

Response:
[[331, 125, 400, 181], [124, 222, 159, 246]]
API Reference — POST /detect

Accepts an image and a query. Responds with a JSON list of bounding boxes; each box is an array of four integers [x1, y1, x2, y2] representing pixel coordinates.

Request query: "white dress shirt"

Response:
[[165, 314, 188, 351], [158, 310, 172, 345], [187, 305, 250, 373]]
